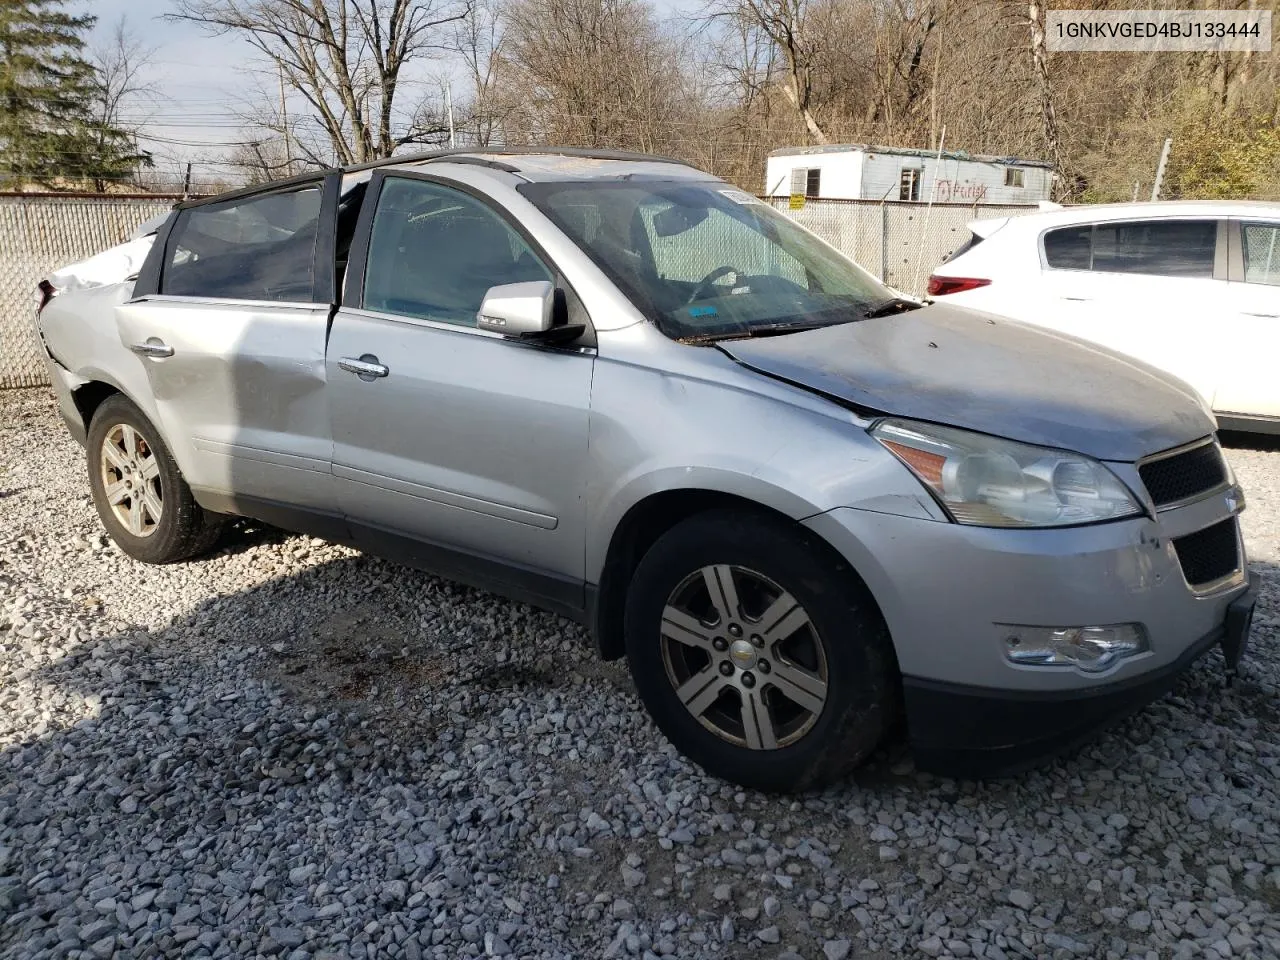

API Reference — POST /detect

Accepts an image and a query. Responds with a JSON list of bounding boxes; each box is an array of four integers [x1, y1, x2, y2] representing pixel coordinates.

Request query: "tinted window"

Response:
[[162, 186, 322, 301], [363, 178, 551, 326], [1043, 219, 1217, 277], [1242, 222, 1280, 286]]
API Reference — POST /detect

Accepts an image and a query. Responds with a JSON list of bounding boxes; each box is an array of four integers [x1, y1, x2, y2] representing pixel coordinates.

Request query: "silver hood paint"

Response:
[[718, 303, 1215, 462]]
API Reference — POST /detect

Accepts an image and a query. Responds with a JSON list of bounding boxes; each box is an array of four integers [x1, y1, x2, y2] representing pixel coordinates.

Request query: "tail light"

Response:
[[927, 275, 990, 297], [36, 280, 56, 315]]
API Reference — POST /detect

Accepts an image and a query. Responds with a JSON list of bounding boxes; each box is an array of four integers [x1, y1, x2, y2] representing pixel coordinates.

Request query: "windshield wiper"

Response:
[[679, 321, 828, 344], [861, 296, 923, 319]]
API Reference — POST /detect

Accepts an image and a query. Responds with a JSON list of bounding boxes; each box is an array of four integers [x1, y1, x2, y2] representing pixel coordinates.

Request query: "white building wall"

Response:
[[764, 152, 862, 199], [861, 153, 1052, 204], [769, 149, 1052, 204]]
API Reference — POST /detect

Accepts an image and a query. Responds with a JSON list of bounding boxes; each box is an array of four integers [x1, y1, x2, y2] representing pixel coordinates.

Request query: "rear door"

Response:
[[1035, 217, 1227, 402], [325, 172, 595, 611], [115, 175, 339, 513], [1215, 219, 1280, 419]]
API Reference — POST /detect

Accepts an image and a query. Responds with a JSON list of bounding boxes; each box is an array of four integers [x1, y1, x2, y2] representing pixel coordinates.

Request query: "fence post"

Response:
[[879, 203, 889, 283]]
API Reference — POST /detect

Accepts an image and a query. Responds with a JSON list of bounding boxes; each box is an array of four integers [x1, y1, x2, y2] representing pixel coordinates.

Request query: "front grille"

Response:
[[1139, 441, 1227, 508], [1172, 518, 1240, 588]]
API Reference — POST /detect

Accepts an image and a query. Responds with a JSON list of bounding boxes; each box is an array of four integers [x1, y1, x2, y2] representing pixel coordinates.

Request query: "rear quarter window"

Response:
[[1242, 222, 1280, 285]]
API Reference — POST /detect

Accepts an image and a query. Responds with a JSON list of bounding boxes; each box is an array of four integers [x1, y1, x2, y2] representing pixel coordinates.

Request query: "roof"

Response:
[[176, 147, 709, 208], [382, 149, 707, 183], [970, 198, 1280, 228], [769, 143, 1054, 169]]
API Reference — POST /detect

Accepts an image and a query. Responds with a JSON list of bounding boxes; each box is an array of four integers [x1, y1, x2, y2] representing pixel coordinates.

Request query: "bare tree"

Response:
[[711, 0, 829, 143], [1026, 0, 1064, 189], [170, 0, 473, 164], [82, 17, 157, 191], [452, 0, 507, 146], [90, 18, 156, 135], [496, 0, 688, 151], [227, 137, 296, 184]]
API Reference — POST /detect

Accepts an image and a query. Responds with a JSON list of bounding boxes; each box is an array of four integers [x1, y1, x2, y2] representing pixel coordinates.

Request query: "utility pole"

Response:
[[445, 80, 456, 148], [279, 64, 293, 176], [182, 162, 193, 200], [1150, 138, 1173, 201]]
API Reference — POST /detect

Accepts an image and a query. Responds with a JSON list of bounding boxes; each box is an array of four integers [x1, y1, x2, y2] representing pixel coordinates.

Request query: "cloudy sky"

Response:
[[80, 0, 695, 190], [85, 0, 252, 187]]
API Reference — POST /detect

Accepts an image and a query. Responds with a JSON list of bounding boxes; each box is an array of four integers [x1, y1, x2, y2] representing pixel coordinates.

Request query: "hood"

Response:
[[719, 303, 1215, 462]]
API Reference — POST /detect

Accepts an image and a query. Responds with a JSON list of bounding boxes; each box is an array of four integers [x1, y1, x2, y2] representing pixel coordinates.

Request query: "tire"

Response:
[[86, 395, 223, 564], [624, 508, 897, 792]]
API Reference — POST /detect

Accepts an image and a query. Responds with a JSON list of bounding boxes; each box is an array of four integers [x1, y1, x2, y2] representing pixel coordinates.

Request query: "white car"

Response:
[[928, 201, 1280, 434]]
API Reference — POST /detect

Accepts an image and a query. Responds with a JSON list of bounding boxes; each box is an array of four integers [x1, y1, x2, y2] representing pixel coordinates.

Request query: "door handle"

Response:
[[130, 339, 174, 358], [338, 354, 389, 380]]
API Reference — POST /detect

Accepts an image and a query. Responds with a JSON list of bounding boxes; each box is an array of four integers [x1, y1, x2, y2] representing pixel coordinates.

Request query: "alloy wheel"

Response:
[[99, 423, 163, 538], [660, 564, 829, 750]]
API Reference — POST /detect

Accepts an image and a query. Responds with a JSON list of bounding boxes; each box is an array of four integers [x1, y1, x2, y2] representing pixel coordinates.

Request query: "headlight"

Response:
[[872, 419, 1142, 527]]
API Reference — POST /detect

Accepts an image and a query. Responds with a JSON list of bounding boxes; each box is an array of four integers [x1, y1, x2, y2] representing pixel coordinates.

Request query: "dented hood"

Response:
[[718, 303, 1215, 462]]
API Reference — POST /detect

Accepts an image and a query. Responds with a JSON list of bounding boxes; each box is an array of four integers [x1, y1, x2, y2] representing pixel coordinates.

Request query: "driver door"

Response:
[[325, 173, 595, 610]]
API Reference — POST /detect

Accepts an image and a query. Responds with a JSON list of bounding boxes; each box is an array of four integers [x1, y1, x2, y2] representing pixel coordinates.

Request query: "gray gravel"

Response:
[[2, 387, 1279, 960]]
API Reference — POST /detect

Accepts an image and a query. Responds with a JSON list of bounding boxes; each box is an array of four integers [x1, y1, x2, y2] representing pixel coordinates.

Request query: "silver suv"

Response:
[[38, 149, 1257, 791]]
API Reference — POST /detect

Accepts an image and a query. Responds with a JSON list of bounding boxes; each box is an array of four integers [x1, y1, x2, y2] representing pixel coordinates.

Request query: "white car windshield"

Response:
[[520, 180, 895, 341]]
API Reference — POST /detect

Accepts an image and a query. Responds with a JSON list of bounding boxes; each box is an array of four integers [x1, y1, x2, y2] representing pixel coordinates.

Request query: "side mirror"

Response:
[[476, 280, 555, 336]]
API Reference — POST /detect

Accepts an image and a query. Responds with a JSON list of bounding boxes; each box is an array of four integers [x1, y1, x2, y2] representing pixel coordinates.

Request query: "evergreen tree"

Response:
[[0, 0, 150, 190]]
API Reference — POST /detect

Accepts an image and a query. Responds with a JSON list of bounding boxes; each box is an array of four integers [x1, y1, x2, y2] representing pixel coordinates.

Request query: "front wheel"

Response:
[[86, 395, 223, 564], [624, 509, 898, 792]]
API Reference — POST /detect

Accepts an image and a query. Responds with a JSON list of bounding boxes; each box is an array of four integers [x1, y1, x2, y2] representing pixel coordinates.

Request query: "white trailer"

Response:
[[765, 144, 1053, 205]]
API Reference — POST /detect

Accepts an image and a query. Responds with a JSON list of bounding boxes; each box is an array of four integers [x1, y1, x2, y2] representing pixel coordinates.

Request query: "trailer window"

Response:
[[1004, 168, 1024, 188], [899, 168, 921, 202], [788, 167, 821, 198]]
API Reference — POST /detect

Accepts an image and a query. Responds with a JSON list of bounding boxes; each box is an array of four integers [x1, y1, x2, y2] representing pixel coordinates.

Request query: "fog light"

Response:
[[1001, 624, 1148, 673]]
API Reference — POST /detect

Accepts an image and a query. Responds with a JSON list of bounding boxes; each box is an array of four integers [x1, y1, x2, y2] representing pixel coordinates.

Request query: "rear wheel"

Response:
[[624, 509, 898, 792], [87, 395, 223, 563]]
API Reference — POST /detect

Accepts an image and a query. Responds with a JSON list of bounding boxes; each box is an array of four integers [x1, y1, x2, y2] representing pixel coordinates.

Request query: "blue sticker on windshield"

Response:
[[688, 306, 718, 318]]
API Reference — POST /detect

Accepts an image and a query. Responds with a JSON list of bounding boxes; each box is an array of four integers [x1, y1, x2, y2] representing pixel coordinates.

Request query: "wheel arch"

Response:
[[589, 486, 888, 663], [70, 379, 125, 435]]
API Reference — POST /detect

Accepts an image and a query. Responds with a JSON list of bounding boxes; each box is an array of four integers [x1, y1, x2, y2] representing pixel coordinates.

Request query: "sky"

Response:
[[84, 0, 254, 188], [80, 0, 697, 191]]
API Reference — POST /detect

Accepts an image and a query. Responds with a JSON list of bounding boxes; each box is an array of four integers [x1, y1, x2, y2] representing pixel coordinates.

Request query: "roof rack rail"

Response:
[[344, 145, 695, 174]]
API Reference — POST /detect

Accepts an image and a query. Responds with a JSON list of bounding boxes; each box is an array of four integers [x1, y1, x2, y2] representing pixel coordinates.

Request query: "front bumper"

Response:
[[803, 492, 1253, 776], [904, 577, 1255, 776]]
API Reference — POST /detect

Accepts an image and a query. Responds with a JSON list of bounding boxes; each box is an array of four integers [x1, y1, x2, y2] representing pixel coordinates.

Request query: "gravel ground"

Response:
[[2, 386, 1278, 960]]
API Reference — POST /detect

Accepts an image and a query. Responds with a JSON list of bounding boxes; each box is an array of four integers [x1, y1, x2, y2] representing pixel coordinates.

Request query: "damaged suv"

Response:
[[37, 149, 1256, 790]]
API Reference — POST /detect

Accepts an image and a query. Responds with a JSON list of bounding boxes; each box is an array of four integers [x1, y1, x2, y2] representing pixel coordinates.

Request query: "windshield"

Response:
[[518, 180, 894, 341]]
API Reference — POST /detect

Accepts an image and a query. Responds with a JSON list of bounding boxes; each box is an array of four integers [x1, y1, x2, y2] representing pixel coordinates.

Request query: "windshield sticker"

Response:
[[688, 305, 718, 318], [718, 188, 763, 205]]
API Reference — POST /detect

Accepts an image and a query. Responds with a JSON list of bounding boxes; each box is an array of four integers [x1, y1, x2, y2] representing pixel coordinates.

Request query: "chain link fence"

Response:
[[763, 196, 1038, 293], [1, 193, 1036, 389], [0, 195, 175, 389]]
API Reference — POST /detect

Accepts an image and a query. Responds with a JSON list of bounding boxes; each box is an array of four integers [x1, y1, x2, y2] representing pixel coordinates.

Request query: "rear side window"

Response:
[[1043, 219, 1217, 278], [1242, 222, 1280, 285], [162, 185, 323, 301]]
